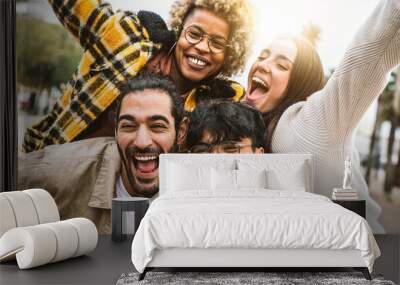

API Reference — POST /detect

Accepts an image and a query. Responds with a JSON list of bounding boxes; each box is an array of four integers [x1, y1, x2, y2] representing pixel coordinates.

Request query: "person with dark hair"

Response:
[[22, 0, 253, 153], [245, 0, 400, 233], [116, 73, 184, 133], [18, 74, 186, 234], [185, 100, 266, 154], [115, 73, 185, 198]]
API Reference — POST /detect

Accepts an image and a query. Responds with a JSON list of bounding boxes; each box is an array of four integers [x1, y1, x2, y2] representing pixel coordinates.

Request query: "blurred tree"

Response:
[[365, 71, 398, 198], [365, 95, 385, 185], [393, 70, 400, 190], [301, 23, 321, 47], [16, 15, 82, 94]]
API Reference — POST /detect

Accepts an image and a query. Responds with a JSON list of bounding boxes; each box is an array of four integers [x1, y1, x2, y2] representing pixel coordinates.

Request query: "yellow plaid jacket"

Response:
[[22, 0, 244, 153]]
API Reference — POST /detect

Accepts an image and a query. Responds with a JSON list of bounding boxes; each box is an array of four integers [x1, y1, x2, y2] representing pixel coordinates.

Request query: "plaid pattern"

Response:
[[22, 0, 244, 153]]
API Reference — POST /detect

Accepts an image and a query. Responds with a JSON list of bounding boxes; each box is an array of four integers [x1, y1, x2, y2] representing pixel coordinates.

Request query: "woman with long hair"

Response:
[[245, 0, 400, 233], [22, 0, 253, 152]]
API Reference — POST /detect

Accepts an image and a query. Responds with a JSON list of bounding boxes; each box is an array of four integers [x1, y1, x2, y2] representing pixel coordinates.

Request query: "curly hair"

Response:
[[169, 0, 253, 77]]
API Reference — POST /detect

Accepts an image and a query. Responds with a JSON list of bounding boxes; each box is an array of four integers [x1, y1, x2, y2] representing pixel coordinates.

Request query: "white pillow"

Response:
[[236, 169, 267, 189], [211, 169, 268, 190], [238, 159, 309, 191], [266, 165, 306, 191], [212, 168, 237, 190], [167, 162, 212, 191]]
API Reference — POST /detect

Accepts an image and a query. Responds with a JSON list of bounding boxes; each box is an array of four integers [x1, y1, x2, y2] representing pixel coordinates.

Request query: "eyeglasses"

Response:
[[189, 141, 254, 154], [184, 26, 229, 54]]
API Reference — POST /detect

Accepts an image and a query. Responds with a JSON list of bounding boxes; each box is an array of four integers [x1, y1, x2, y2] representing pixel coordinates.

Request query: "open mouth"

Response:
[[247, 76, 270, 102], [250, 76, 270, 94], [132, 154, 159, 176], [185, 54, 210, 70]]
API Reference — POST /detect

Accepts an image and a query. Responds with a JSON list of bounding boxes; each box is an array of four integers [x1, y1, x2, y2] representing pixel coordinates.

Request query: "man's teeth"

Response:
[[188, 56, 206, 66], [134, 155, 158, 161], [252, 76, 269, 89]]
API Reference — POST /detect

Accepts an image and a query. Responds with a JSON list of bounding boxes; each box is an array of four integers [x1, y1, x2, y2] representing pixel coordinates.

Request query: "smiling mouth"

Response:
[[250, 76, 270, 94], [246, 76, 270, 103], [132, 154, 159, 174], [186, 54, 210, 69]]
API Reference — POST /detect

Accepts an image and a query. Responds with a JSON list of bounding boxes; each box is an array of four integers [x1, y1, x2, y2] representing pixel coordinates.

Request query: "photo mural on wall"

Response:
[[16, 0, 400, 234]]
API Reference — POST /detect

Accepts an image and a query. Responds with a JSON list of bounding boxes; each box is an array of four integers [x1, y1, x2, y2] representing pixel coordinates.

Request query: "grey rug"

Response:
[[116, 272, 396, 285]]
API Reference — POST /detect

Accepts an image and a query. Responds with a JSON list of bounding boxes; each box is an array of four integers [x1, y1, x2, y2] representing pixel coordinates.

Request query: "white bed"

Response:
[[131, 154, 380, 280]]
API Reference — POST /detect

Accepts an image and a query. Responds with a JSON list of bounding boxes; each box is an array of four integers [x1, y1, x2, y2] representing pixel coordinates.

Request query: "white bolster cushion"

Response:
[[23, 189, 60, 224], [0, 196, 17, 237], [0, 218, 98, 269], [42, 222, 79, 262], [66, 218, 98, 257], [0, 225, 57, 268], [0, 189, 60, 238], [0, 191, 39, 228]]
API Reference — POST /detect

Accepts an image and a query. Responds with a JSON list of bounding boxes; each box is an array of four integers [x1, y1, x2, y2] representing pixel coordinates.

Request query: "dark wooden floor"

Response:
[[374, 234, 400, 284], [0, 234, 398, 284]]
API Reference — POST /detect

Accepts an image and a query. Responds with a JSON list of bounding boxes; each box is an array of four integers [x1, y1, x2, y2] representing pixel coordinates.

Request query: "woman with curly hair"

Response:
[[22, 0, 253, 152], [245, 0, 400, 233], [167, 0, 252, 111]]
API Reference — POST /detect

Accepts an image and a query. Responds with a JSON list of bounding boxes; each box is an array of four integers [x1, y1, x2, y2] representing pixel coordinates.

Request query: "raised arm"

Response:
[[294, 0, 400, 145], [49, 0, 114, 48]]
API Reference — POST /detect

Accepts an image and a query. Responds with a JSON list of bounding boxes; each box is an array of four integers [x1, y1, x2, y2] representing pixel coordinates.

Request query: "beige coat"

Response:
[[18, 137, 120, 234]]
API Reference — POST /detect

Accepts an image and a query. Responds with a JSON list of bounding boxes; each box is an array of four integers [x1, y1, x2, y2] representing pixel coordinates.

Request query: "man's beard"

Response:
[[118, 143, 179, 198]]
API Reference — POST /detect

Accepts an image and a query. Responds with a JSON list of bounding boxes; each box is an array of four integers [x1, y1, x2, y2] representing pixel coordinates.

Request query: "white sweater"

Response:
[[271, 0, 400, 233]]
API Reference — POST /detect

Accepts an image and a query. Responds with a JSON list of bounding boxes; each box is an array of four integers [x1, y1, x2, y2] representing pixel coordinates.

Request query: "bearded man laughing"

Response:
[[18, 74, 186, 233], [115, 75, 185, 199]]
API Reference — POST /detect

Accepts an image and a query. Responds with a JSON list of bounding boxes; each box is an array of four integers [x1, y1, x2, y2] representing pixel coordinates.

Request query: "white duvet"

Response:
[[131, 190, 380, 273]]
